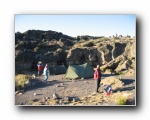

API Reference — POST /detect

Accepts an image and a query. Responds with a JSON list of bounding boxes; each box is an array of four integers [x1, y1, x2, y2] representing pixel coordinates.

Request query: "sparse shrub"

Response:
[[30, 99, 34, 103], [34, 47, 39, 52], [110, 81, 116, 85], [100, 67, 106, 72], [115, 71, 124, 75], [15, 74, 32, 90], [97, 37, 107, 41], [72, 43, 82, 48], [117, 97, 127, 105], [106, 69, 112, 72], [79, 39, 85, 43], [81, 41, 94, 47]]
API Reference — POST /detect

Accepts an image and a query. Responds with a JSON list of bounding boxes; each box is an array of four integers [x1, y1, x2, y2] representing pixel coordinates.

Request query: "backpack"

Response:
[[104, 85, 112, 94]]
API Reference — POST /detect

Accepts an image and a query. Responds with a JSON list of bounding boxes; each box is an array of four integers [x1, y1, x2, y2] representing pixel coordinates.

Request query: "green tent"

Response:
[[65, 63, 94, 79]]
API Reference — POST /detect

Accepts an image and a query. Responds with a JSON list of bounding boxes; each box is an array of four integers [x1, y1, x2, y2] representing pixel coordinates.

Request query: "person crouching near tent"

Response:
[[37, 61, 43, 77], [42, 64, 49, 83], [94, 65, 102, 93], [104, 85, 112, 96]]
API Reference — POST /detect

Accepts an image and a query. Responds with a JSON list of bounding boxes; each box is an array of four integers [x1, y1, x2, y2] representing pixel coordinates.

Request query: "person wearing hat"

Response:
[[37, 61, 43, 76], [42, 64, 49, 83], [94, 65, 102, 93]]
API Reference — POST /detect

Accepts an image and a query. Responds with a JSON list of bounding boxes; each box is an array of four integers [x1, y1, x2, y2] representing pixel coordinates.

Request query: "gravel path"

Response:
[[15, 74, 135, 105]]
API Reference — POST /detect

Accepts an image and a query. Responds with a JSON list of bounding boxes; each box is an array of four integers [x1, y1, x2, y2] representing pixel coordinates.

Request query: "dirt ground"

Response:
[[15, 73, 135, 106]]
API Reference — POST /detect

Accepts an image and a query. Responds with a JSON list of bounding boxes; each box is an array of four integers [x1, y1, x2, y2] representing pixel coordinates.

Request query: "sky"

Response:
[[15, 14, 136, 37]]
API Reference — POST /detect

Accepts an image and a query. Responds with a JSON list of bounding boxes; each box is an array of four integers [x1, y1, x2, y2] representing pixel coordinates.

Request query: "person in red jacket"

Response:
[[37, 61, 43, 76], [94, 65, 102, 93]]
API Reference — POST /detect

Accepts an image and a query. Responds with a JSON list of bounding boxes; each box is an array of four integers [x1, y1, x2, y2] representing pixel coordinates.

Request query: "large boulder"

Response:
[[42, 50, 67, 65], [124, 41, 135, 59], [66, 47, 102, 66], [15, 50, 34, 62], [98, 44, 113, 64], [100, 55, 127, 71], [112, 42, 126, 59], [115, 59, 132, 72]]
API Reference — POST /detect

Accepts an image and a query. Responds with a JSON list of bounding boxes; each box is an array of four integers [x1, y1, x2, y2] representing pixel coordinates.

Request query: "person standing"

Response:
[[42, 64, 49, 83], [94, 65, 102, 93], [37, 61, 43, 76]]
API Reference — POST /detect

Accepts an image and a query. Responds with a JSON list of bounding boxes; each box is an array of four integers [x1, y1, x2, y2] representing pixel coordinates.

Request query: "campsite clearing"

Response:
[[15, 73, 135, 106]]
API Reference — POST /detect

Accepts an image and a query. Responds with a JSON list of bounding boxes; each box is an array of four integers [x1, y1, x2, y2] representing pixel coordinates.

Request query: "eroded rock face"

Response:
[[42, 51, 67, 65], [100, 55, 127, 71], [19, 30, 63, 41], [98, 44, 113, 64], [124, 41, 135, 59], [15, 30, 135, 74], [115, 59, 132, 72], [66, 47, 102, 66], [15, 30, 75, 73], [66, 42, 129, 67], [112, 43, 126, 59]]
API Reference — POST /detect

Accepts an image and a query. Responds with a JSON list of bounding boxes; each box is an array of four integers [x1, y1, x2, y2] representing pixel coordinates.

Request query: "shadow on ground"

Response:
[[102, 74, 117, 77], [121, 79, 135, 85], [24, 79, 62, 92], [112, 78, 135, 93], [112, 86, 135, 93]]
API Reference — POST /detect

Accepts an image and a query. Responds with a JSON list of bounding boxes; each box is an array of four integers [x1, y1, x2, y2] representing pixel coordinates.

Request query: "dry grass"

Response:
[[101, 76, 124, 90], [81, 41, 94, 47], [72, 43, 82, 48], [100, 66, 106, 72], [15, 74, 32, 90], [79, 39, 86, 43], [117, 97, 127, 105], [114, 92, 132, 105], [121, 69, 135, 76], [25, 91, 134, 106], [105, 69, 112, 74]]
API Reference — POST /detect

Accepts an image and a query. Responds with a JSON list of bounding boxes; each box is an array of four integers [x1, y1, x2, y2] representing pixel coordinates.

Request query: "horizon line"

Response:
[[15, 29, 135, 37]]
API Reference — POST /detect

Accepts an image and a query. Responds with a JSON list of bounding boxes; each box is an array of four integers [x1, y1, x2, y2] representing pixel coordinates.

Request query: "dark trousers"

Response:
[[38, 70, 43, 76], [95, 78, 101, 92]]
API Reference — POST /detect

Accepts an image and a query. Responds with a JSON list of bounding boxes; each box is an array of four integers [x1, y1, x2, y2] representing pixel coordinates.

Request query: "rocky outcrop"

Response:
[[112, 43, 126, 59], [15, 30, 75, 73], [100, 55, 127, 71], [124, 41, 135, 59], [67, 42, 129, 67], [66, 47, 102, 66], [115, 59, 132, 72], [16, 30, 74, 42], [76, 35, 103, 40], [98, 44, 113, 64], [42, 50, 67, 65], [15, 30, 135, 74]]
